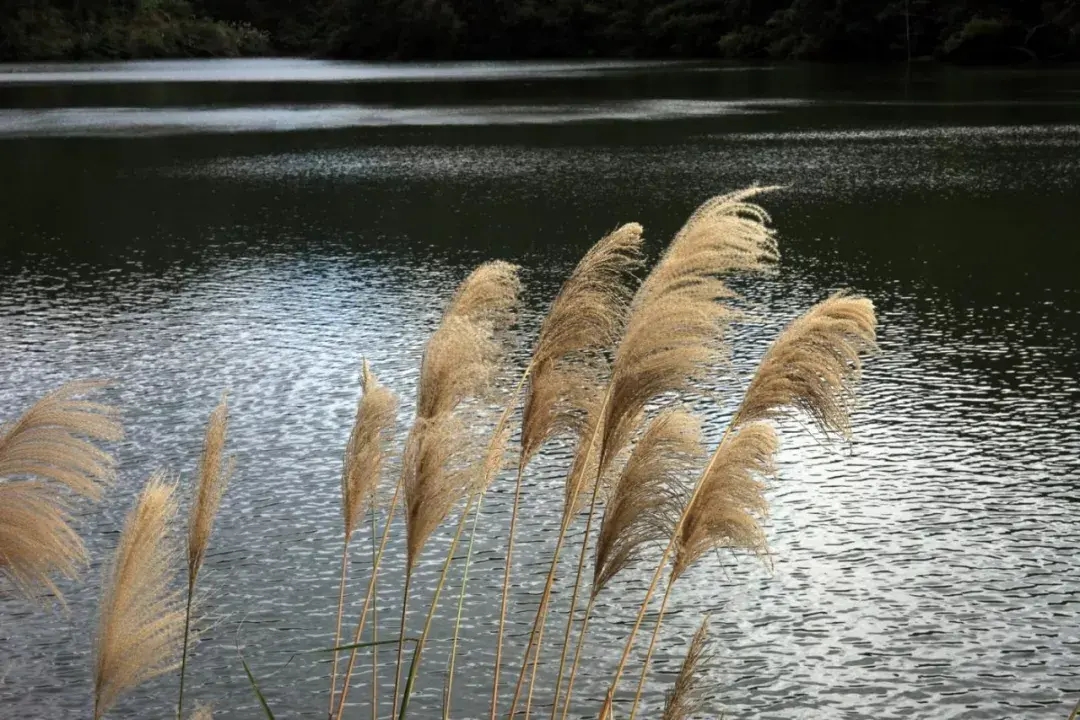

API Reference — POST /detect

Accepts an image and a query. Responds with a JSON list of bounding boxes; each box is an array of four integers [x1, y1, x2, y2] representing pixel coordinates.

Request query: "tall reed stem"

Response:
[[329, 541, 351, 719], [398, 497, 474, 719], [371, 506, 380, 720], [508, 384, 610, 720], [444, 495, 485, 719], [334, 478, 403, 720], [599, 425, 733, 718], [391, 570, 414, 719], [628, 576, 675, 720], [546, 463, 605, 718], [177, 579, 195, 719], [490, 460, 525, 720], [507, 504, 573, 717], [558, 593, 596, 720]]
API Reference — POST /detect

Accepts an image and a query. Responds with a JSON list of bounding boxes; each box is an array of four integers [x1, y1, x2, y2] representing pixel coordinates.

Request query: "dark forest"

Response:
[[2, 0, 1078, 63]]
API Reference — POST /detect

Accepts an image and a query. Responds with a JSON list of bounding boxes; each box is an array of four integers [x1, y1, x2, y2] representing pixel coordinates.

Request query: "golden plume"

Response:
[[93, 473, 184, 720], [734, 292, 878, 435], [0, 379, 121, 498], [673, 422, 773, 579], [674, 293, 877, 578], [521, 223, 644, 464], [187, 392, 232, 587], [661, 617, 714, 720], [0, 380, 121, 602], [598, 187, 779, 478], [594, 409, 704, 594], [341, 362, 398, 539], [403, 260, 521, 569]]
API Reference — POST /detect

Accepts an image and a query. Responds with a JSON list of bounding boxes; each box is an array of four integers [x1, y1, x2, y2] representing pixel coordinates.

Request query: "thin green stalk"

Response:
[[177, 579, 195, 719], [489, 460, 526, 720], [546, 465, 605, 719], [600, 425, 734, 718], [391, 569, 414, 720], [443, 495, 485, 719], [239, 651, 276, 720], [371, 505, 380, 720], [328, 542, 351, 719], [334, 479, 403, 720], [558, 593, 596, 720], [628, 577, 675, 720], [398, 497, 475, 719]]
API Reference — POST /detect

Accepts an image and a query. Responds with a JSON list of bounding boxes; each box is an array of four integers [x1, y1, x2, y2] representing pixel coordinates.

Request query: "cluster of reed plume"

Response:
[[0, 186, 877, 719]]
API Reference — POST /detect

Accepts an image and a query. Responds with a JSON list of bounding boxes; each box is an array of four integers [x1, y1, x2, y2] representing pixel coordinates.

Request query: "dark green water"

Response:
[[1, 59, 1078, 719]]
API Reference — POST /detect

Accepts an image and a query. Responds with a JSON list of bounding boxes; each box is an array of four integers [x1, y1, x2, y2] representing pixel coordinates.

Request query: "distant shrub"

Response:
[[941, 16, 1026, 64], [0, 0, 269, 60], [716, 25, 771, 58], [0, 5, 76, 61]]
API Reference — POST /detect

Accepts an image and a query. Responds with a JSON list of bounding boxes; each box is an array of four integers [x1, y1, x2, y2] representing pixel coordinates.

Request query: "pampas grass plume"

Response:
[[94, 473, 184, 720]]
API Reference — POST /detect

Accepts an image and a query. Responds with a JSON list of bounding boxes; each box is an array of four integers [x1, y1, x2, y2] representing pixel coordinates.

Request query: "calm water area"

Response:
[[0, 59, 1079, 719]]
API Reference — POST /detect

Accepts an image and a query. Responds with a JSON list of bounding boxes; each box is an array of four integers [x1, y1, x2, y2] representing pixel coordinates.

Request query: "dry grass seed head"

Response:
[[0, 482, 84, 601], [673, 422, 774, 580], [189, 705, 213, 720], [593, 409, 704, 596], [0, 379, 122, 499], [402, 413, 476, 570], [599, 189, 778, 475], [416, 261, 521, 420], [0, 380, 121, 602], [521, 223, 644, 464], [94, 473, 184, 720], [341, 361, 399, 539], [661, 617, 715, 720], [187, 392, 232, 587], [404, 261, 521, 569], [735, 293, 878, 437]]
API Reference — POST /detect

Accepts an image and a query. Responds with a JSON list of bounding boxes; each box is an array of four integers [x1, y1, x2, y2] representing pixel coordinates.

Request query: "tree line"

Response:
[[2, 0, 1078, 63]]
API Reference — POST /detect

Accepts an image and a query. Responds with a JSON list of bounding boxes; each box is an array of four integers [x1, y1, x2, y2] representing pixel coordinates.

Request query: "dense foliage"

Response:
[[2, 0, 1078, 62]]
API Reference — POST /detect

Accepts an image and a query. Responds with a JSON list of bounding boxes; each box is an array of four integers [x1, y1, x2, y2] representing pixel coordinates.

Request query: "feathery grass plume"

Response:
[[555, 410, 704, 720], [329, 361, 398, 716], [661, 618, 714, 720], [415, 261, 521, 421], [341, 362, 399, 540], [0, 482, 84, 599], [0, 379, 123, 500], [187, 393, 232, 587], [394, 261, 521, 718], [521, 223, 644, 464], [0, 380, 121, 602], [609, 291, 878, 720], [672, 293, 878, 579], [334, 261, 520, 720], [179, 392, 234, 718], [94, 473, 184, 720], [672, 422, 773, 580], [733, 292, 878, 434], [403, 260, 520, 568], [598, 188, 779, 474], [490, 224, 643, 719], [189, 705, 213, 720], [515, 189, 778, 719], [594, 409, 704, 596]]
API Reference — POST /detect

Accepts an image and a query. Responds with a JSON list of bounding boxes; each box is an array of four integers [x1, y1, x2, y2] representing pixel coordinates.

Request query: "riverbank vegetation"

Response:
[[0, 187, 881, 718], [2, 0, 1078, 63]]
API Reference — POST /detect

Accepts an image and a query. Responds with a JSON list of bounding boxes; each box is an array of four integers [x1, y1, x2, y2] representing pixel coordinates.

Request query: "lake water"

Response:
[[1, 59, 1079, 720]]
